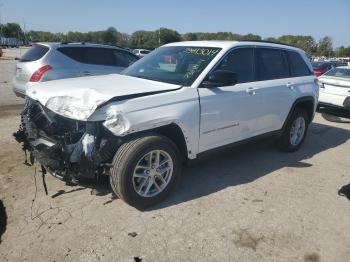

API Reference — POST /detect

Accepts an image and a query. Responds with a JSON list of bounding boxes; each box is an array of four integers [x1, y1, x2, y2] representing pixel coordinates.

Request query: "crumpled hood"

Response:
[[26, 74, 181, 120]]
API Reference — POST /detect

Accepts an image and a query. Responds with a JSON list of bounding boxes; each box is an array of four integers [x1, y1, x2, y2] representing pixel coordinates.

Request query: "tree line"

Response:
[[1, 22, 350, 57]]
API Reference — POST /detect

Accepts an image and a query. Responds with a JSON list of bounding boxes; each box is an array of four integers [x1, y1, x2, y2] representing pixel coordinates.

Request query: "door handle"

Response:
[[246, 87, 257, 95], [286, 82, 294, 89]]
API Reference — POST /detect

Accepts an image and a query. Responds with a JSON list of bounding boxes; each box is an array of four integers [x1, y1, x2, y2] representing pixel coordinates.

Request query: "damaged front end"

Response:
[[14, 98, 122, 183]]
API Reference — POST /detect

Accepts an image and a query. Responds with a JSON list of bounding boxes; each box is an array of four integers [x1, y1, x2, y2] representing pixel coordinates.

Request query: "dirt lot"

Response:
[[0, 49, 350, 262]]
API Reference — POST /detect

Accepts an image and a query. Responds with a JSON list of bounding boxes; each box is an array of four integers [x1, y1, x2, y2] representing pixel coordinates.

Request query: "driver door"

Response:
[[198, 47, 264, 152]]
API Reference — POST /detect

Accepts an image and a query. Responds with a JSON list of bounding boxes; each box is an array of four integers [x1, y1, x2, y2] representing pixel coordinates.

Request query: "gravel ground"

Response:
[[0, 52, 350, 262], [0, 48, 28, 107]]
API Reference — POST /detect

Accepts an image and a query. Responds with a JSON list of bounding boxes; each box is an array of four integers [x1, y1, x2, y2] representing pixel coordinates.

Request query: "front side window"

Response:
[[256, 48, 290, 81], [122, 46, 221, 85], [288, 51, 312, 77], [324, 68, 350, 79], [216, 48, 254, 83]]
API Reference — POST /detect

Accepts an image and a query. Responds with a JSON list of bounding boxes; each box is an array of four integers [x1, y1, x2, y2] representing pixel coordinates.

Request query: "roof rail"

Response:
[[59, 41, 127, 50], [238, 39, 297, 48], [60, 41, 86, 45]]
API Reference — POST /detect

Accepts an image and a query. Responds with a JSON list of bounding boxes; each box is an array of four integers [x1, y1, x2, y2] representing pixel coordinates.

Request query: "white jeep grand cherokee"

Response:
[[15, 41, 318, 208]]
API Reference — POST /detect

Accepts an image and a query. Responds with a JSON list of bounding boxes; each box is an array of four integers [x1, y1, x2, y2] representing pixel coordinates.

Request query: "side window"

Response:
[[256, 48, 290, 81], [288, 51, 312, 77], [57, 47, 85, 63], [112, 50, 139, 67], [216, 48, 254, 83], [83, 48, 115, 66]]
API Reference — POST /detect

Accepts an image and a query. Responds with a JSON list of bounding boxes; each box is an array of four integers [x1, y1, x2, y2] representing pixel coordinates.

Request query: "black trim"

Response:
[[318, 101, 350, 111], [196, 129, 282, 159], [195, 96, 315, 160], [238, 40, 297, 48], [282, 96, 315, 131], [96, 86, 183, 109]]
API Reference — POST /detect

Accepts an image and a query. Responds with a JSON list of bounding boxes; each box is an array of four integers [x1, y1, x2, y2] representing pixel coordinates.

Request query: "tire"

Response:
[[278, 108, 309, 152], [109, 133, 182, 209]]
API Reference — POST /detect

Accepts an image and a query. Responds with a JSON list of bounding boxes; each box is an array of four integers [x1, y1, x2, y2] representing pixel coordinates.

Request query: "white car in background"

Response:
[[133, 49, 151, 58], [318, 66, 350, 110]]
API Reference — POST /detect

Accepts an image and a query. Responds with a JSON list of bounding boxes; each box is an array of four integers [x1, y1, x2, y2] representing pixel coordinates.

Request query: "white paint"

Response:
[[26, 73, 181, 120], [25, 41, 318, 160]]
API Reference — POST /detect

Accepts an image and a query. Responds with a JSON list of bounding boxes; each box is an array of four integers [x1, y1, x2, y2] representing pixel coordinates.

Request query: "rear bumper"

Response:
[[12, 87, 26, 98], [318, 91, 348, 109], [12, 79, 37, 98], [12, 78, 27, 98]]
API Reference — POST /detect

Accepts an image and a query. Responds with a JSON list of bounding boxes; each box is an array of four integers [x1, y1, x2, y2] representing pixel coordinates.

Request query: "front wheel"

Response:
[[109, 134, 182, 209], [278, 108, 309, 152]]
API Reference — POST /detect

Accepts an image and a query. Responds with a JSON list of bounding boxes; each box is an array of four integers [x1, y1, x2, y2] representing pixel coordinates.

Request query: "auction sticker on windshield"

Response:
[[184, 47, 220, 56]]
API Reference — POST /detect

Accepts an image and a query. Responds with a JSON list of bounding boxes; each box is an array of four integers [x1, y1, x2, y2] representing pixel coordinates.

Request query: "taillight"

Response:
[[314, 70, 321, 77], [30, 65, 52, 82]]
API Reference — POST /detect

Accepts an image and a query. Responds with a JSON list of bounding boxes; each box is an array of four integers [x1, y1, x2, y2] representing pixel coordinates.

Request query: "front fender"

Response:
[[89, 87, 200, 159]]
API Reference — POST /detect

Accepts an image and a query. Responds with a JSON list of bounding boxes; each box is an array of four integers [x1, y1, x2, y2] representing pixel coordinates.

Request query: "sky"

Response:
[[0, 0, 349, 47]]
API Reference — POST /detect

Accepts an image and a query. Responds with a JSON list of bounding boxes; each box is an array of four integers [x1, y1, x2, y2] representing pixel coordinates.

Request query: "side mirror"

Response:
[[202, 70, 238, 88]]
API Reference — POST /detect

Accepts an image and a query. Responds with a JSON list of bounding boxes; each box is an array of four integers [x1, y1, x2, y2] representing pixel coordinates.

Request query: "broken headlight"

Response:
[[103, 108, 128, 136], [45, 96, 97, 120]]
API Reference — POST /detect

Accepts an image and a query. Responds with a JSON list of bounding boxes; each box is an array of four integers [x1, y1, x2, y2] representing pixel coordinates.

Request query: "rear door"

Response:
[[253, 47, 296, 132], [79, 47, 117, 76], [81, 48, 138, 76]]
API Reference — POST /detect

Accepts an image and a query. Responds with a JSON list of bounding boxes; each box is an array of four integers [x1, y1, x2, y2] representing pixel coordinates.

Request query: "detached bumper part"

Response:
[[14, 98, 121, 183]]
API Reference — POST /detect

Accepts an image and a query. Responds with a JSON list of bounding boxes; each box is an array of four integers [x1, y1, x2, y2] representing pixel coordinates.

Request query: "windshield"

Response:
[[122, 46, 221, 85], [324, 68, 350, 79]]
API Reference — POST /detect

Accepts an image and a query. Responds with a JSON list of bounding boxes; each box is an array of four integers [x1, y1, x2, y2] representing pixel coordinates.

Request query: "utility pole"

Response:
[[158, 28, 161, 46], [0, 1, 3, 39]]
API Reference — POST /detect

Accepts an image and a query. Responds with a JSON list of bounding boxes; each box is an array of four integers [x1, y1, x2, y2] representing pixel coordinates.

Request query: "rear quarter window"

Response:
[[256, 48, 290, 81], [287, 51, 312, 77], [19, 45, 49, 62], [112, 50, 139, 67]]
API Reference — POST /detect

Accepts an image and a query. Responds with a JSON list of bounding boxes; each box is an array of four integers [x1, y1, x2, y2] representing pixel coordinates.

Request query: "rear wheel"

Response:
[[109, 134, 181, 209], [278, 108, 309, 152]]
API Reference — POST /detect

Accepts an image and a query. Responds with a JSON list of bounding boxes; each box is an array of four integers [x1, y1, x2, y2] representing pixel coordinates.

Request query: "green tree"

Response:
[[158, 28, 182, 45], [317, 36, 333, 57], [277, 35, 317, 54], [129, 30, 158, 49], [241, 33, 261, 41], [103, 27, 118, 45], [1, 23, 25, 41]]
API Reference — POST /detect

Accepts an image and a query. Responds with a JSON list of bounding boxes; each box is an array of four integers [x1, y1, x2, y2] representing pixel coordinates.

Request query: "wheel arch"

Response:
[[283, 96, 315, 131], [122, 123, 190, 161]]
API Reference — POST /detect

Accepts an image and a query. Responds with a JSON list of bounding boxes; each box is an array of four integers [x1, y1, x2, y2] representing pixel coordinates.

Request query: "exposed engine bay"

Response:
[[13, 98, 122, 183]]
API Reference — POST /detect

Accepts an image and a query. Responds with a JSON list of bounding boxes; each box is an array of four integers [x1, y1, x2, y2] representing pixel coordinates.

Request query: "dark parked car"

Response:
[[312, 61, 333, 77]]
